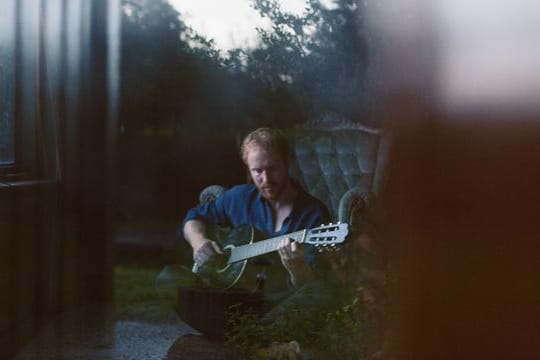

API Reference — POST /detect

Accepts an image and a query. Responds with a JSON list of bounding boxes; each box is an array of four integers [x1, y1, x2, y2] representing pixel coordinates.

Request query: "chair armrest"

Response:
[[333, 188, 382, 290], [199, 185, 226, 204], [338, 186, 372, 226], [197, 185, 230, 243]]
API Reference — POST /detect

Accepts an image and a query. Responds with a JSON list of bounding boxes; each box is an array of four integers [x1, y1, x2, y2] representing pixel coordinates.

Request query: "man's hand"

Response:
[[184, 220, 223, 267], [193, 239, 223, 266], [278, 237, 314, 287]]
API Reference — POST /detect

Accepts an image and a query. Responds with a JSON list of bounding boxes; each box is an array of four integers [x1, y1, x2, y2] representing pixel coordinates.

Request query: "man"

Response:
[[176, 128, 343, 358], [182, 127, 330, 289]]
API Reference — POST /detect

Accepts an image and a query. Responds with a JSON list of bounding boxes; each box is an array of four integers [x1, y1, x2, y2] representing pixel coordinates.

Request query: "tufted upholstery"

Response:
[[286, 115, 387, 291], [288, 116, 381, 223]]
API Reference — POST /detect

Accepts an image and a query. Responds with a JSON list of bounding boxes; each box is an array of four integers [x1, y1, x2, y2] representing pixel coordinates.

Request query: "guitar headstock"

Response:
[[304, 222, 348, 250]]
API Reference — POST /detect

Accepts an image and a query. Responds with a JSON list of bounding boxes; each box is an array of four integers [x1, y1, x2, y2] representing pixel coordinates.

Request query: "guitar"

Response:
[[192, 222, 349, 289]]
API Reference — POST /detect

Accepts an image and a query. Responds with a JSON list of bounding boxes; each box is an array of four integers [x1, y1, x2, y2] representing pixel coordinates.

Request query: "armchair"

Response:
[[283, 114, 388, 304]]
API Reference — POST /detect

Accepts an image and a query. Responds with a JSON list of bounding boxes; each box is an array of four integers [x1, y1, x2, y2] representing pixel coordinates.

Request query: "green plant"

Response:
[[226, 284, 385, 359], [318, 286, 384, 358]]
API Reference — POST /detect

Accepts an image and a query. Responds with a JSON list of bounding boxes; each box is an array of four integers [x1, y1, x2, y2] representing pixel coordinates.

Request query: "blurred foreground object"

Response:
[[367, 0, 540, 358]]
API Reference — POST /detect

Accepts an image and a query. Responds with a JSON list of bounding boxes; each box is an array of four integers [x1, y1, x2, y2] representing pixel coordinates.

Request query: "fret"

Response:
[[228, 230, 304, 264]]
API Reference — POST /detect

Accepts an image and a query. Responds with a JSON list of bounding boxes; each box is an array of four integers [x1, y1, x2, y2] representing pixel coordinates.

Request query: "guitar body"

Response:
[[194, 225, 289, 291]]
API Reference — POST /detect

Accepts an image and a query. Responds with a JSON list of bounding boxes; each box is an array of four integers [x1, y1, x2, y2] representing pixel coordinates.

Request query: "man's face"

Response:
[[246, 145, 289, 202]]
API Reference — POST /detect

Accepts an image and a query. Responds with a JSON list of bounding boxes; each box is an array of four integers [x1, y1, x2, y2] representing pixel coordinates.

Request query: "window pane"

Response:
[[0, 0, 15, 165]]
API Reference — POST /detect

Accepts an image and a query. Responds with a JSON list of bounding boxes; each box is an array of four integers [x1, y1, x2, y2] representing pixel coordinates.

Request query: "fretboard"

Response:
[[228, 230, 306, 264]]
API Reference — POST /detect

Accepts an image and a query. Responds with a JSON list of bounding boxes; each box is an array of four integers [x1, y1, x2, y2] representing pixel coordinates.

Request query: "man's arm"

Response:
[[183, 219, 223, 266]]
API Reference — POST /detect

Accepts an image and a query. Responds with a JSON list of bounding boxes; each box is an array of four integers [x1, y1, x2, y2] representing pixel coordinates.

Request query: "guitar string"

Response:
[[229, 230, 304, 263]]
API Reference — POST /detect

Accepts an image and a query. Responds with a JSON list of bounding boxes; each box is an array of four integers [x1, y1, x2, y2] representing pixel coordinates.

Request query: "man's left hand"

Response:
[[278, 237, 313, 287]]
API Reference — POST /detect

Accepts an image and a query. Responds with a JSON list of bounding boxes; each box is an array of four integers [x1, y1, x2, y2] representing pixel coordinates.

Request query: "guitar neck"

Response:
[[228, 229, 306, 264]]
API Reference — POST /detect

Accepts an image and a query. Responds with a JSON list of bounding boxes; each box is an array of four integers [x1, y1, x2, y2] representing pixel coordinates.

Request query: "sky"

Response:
[[167, 0, 316, 51]]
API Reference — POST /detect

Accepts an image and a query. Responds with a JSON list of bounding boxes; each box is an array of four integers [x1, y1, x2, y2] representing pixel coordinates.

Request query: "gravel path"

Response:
[[15, 314, 198, 360]]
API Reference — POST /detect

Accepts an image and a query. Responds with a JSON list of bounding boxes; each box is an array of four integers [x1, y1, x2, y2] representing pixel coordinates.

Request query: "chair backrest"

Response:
[[288, 114, 384, 220]]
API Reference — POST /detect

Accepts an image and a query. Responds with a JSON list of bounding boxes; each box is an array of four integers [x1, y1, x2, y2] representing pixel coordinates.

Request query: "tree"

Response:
[[118, 0, 251, 219], [231, 0, 370, 122], [120, 0, 226, 136]]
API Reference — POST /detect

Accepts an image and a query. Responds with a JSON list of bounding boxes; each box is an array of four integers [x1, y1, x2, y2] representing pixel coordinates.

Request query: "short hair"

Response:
[[240, 127, 290, 164]]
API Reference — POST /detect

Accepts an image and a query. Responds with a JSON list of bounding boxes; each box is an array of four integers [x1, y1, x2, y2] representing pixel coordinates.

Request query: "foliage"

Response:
[[230, 0, 370, 120], [225, 235, 387, 358], [120, 0, 222, 135], [319, 285, 385, 358], [120, 0, 370, 137], [226, 284, 385, 359], [119, 0, 247, 219]]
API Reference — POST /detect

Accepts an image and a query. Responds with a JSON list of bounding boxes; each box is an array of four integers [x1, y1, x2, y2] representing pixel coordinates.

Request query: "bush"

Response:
[[226, 284, 385, 359]]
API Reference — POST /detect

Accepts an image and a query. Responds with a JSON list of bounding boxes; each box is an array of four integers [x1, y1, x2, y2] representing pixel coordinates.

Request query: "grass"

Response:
[[113, 246, 186, 323]]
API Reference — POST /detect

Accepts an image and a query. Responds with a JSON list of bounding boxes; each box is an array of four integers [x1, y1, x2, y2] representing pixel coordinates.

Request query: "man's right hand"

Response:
[[193, 239, 223, 266], [184, 219, 224, 266]]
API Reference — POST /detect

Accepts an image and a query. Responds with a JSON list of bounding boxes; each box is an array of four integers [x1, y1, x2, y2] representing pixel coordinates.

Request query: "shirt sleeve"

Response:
[[178, 188, 235, 240]]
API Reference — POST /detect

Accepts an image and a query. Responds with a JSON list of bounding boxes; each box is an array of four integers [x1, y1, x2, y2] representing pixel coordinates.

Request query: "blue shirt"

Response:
[[181, 183, 330, 266]]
